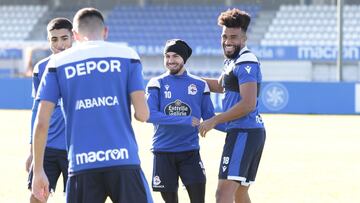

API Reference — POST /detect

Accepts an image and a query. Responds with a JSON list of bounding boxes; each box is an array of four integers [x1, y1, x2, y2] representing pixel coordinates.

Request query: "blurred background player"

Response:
[[25, 17, 73, 203], [31, 8, 153, 203], [23, 46, 51, 78], [199, 8, 266, 203], [146, 39, 225, 203]]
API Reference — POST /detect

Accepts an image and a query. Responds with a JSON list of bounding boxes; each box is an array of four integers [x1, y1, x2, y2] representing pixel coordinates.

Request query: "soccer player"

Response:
[[25, 17, 73, 203], [31, 8, 153, 203], [146, 39, 225, 203], [199, 8, 266, 203]]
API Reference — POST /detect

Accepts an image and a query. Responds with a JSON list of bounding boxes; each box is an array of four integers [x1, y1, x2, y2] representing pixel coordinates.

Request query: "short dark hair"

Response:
[[47, 17, 73, 32], [217, 8, 251, 32], [73, 7, 104, 26]]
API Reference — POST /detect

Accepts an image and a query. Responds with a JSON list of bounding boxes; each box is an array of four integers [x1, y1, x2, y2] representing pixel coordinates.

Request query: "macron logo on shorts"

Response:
[[76, 148, 129, 165]]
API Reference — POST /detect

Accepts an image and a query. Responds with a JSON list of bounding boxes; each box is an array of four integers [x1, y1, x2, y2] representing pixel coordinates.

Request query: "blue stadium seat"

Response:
[[107, 4, 259, 48], [0, 5, 47, 41], [262, 4, 360, 46]]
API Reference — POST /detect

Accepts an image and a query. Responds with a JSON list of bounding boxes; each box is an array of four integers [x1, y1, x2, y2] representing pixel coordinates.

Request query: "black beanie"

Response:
[[164, 39, 192, 63]]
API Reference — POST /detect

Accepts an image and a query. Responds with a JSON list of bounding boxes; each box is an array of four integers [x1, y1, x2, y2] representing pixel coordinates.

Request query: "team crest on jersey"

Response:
[[164, 99, 191, 116], [188, 84, 197, 95], [165, 84, 170, 90]]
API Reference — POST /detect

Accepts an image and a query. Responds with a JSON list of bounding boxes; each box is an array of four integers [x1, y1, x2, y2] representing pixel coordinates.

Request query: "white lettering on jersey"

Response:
[[76, 148, 129, 165], [75, 96, 119, 110], [65, 59, 121, 79], [222, 156, 230, 164], [164, 91, 172, 98]]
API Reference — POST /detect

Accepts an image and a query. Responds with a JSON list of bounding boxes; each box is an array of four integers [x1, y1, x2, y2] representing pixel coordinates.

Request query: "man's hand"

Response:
[[32, 169, 50, 203], [191, 117, 200, 127], [25, 154, 33, 172], [199, 117, 217, 137]]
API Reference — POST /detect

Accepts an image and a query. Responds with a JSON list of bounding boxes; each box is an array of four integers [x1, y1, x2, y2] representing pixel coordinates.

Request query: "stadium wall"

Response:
[[210, 81, 358, 114], [1, 78, 359, 115], [0, 78, 32, 109]]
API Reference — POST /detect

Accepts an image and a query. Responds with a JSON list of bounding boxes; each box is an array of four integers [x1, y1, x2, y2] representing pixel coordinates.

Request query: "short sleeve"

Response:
[[234, 62, 260, 84], [128, 59, 145, 93], [36, 61, 61, 104], [31, 63, 41, 98]]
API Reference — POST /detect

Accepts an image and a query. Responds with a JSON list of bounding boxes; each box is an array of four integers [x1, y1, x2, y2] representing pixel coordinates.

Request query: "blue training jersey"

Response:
[[146, 70, 225, 152], [37, 41, 144, 174], [221, 46, 264, 130], [31, 56, 66, 150]]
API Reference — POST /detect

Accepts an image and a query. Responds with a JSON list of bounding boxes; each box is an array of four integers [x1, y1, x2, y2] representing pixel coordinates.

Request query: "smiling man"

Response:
[[199, 8, 266, 203], [26, 17, 73, 203], [146, 39, 225, 203]]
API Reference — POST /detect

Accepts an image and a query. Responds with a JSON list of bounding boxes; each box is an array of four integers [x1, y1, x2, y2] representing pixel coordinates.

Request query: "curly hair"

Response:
[[217, 8, 251, 32]]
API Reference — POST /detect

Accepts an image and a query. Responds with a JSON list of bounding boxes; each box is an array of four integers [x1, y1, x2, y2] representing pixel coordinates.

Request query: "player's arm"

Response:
[[27, 100, 38, 172], [26, 65, 41, 172], [33, 101, 54, 171], [26, 99, 36, 171], [26, 144, 33, 172], [131, 90, 149, 122], [32, 59, 60, 201], [200, 89, 226, 134], [32, 100, 55, 202], [127, 56, 150, 122], [202, 76, 224, 93], [199, 82, 257, 136], [213, 82, 257, 122], [146, 87, 195, 126]]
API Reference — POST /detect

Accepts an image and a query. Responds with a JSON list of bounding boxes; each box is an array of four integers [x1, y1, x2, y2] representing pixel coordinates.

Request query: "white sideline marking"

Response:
[[355, 84, 360, 113]]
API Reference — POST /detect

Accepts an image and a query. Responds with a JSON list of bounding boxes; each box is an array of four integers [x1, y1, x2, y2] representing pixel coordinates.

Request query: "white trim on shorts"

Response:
[[227, 176, 254, 187], [227, 176, 246, 182], [241, 181, 254, 186]]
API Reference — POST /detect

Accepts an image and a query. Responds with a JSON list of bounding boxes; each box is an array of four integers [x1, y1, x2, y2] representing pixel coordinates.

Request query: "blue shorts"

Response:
[[66, 166, 153, 203], [219, 128, 266, 186], [152, 150, 206, 192], [28, 147, 68, 192]]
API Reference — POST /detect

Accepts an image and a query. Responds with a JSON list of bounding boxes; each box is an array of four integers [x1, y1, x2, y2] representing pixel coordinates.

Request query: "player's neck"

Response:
[[175, 67, 186, 76]]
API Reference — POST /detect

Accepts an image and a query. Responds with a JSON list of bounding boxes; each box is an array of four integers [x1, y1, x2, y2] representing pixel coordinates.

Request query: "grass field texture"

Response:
[[0, 110, 359, 203]]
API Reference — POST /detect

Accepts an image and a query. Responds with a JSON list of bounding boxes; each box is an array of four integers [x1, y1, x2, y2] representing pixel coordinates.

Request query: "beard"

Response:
[[169, 68, 182, 75], [223, 44, 241, 59], [167, 63, 184, 75]]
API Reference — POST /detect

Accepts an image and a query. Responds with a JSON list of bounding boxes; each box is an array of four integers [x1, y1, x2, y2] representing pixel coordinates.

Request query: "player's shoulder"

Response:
[[187, 72, 207, 85], [235, 47, 258, 65], [187, 72, 210, 93], [147, 72, 168, 88], [51, 41, 140, 66], [33, 55, 52, 74], [102, 41, 140, 60]]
